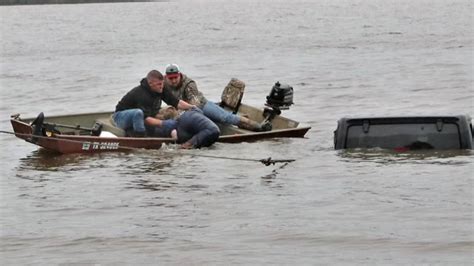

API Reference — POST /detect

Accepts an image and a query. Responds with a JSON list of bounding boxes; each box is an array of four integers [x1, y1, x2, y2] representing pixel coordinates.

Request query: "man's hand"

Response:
[[170, 129, 178, 140], [177, 100, 197, 110]]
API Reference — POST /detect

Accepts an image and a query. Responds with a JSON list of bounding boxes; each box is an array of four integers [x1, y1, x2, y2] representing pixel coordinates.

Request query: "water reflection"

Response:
[[17, 149, 96, 171], [119, 151, 175, 175], [127, 177, 178, 192], [337, 148, 473, 165], [16, 148, 180, 172], [16, 147, 202, 192], [120, 148, 189, 192]]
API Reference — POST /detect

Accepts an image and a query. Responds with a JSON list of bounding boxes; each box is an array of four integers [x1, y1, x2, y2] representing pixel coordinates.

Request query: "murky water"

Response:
[[1, 0, 473, 264]]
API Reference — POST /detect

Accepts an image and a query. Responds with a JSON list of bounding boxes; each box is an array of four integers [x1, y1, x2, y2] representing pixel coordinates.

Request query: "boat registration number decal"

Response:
[[82, 142, 120, 150]]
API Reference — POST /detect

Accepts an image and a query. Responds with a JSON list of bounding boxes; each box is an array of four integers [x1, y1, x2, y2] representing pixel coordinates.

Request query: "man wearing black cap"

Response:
[[163, 64, 271, 132]]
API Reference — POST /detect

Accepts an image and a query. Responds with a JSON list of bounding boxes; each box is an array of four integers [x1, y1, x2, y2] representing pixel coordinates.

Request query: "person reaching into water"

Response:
[[163, 64, 271, 132], [113, 70, 195, 137], [157, 106, 220, 149]]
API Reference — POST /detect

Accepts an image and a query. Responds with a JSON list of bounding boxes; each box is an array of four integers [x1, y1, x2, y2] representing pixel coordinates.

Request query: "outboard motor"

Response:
[[263, 82, 294, 122], [266, 81, 294, 110]]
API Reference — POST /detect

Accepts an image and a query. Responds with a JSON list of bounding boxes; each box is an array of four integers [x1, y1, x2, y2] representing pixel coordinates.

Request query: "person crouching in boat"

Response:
[[113, 70, 195, 137], [156, 106, 220, 149], [163, 64, 271, 132]]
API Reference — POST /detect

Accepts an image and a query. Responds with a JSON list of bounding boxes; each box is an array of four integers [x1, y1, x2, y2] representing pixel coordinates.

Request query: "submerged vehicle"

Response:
[[334, 115, 473, 150], [10, 82, 310, 154]]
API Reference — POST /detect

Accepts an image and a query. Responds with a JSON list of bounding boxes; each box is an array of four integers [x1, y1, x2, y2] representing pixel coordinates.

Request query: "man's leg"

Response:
[[112, 109, 146, 136], [177, 110, 220, 148], [202, 101, 240, 125], [202, 101, 271, 131]]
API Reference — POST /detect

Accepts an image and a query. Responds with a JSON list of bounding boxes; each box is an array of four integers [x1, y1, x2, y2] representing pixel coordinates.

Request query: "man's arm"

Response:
[[145, 117, 178, 138], [177, 100, 195, 110], [144, 116, 165, 127], [184, 81, 206, 107], [162, 87, 195, 110]]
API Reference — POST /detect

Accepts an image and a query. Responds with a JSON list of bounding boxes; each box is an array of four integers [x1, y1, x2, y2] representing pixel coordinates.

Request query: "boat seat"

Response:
[[220, 78, 245, 114], [95, 115, 126, 137]]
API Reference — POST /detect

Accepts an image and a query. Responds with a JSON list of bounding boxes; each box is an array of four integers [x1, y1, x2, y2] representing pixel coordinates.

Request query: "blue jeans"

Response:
[[177, 109, 220, 148], [202, 101, 240, 125], [112, 109, 146, 133]]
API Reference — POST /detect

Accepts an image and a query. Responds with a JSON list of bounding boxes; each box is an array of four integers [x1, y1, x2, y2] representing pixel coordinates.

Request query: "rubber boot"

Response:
[[238, 117, 272, 132], [260, 121, 273, 131]]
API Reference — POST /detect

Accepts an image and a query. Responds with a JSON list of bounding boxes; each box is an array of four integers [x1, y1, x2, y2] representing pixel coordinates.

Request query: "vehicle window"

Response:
[[346, 123, 460, 149]]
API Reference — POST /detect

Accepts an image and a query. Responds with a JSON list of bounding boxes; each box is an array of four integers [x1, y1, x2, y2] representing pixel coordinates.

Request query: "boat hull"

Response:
[[11, 119, 169, 153], [218, 127, 310, 143], [10, 104, 310, 154]]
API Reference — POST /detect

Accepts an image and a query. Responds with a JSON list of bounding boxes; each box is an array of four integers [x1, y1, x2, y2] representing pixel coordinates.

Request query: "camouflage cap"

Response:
[[165, 64, 180, 75]]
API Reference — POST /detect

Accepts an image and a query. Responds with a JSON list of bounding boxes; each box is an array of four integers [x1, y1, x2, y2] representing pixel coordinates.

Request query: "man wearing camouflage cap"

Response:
[[163, 64, 271, 132]]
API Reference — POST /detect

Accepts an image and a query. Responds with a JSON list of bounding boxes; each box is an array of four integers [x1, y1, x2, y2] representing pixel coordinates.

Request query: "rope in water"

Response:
[[0, 130, 295, 166], [164, 150, 295, 166]]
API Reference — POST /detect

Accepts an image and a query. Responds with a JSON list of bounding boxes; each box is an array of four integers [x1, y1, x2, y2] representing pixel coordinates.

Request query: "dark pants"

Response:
[[177, 109, 220, 148]]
